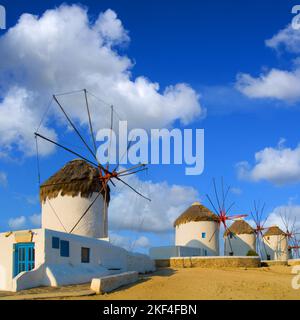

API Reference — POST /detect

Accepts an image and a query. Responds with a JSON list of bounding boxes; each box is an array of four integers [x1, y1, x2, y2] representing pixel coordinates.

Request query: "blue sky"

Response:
[[1, 0, 300, 253]]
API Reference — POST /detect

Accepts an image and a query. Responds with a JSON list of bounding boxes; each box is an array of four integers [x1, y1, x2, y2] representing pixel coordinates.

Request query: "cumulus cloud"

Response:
[[109, 172, 199, 233], [266, 24, 300, 53], [236, 69, 300, 102], [267, 204, 300, 233], [8, 216, 26, 230], [236, 23, 300, 102], [110, 233, 151, 251], [0, 87, 57, 157], [236, 139, 300, 185], [8, 213, 41, 230], [0, 5, 203, 158], [0, 171, 7, 187], [29, 214, 41, 227]]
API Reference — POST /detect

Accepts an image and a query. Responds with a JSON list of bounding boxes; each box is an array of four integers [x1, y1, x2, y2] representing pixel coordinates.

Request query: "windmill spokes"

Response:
[[206, 178, 248, 254], [250, 201, 270, 258], [35, 89, 151, 237]]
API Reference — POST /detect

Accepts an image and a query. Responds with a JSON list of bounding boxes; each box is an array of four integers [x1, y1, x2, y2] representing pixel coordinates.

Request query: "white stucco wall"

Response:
[[0, 229, 45, 291], [149, 246, 204, 259], [175, 221, 219, 256], [0, 228, 155, 291], [224, 233, 256, 256], [41, 192, 107, 238], [262, 235, 288, 261]]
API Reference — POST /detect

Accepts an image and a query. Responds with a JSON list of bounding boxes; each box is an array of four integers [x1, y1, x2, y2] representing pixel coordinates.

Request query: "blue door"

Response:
[[13, 243, 35, 277]]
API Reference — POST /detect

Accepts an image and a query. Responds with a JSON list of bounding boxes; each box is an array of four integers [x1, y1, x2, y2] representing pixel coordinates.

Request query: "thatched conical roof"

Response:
[[174, 202, 219, 227], [264, 226, 285, 237], [40, 159, 110, 204], [224, 220, 255, 237]]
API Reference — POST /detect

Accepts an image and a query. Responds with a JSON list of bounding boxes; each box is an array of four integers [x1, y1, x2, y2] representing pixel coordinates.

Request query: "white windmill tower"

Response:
[[224, 220, 256, 256], [174, 201, 220, 256]]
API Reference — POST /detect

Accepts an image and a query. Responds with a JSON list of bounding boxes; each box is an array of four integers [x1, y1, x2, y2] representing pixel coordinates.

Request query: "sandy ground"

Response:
[[1, 266, 299, 300], [68, 266, 300, 300]]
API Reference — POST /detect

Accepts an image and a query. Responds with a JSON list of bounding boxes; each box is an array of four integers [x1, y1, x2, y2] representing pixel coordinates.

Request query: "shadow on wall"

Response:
[[224, 237, 255, 256], [262, 241, 286, 260], [185, 240, 218, 256]]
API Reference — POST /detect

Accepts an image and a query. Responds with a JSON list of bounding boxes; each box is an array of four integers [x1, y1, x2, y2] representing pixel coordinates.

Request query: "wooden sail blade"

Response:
[[53, 94, 98, 163], [118, 167, 148, 177], [213, 178, 222, 212], [116, 176, 151, 201], [227, 214, 248, 220], [35, 132, 98, 167], [206, 194, 220, 217], [117, 163, 146, 175], [84, 89, 97, 155]]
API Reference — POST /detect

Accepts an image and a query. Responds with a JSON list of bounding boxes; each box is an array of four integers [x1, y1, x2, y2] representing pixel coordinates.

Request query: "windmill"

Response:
[[206, 178, 248, 255], [34, 89, 150, 237], [279, 209, 300, 259], [250, 201, 270, 258]]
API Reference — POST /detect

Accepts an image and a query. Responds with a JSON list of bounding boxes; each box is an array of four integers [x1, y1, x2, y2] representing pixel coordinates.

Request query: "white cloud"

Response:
[[267, 204, 300, 233], [109, 233, 150, 251], [7, 213, 41, 230], [236, 139, 300, 185], [236, 23, 300, 102], [0, 5, 203, 158], [266, 24, 300, 54], [0, 171, 7, 187], [8, 216, 26, 230], [133, 236, 151, 249], [0, 87, 57, 157], [230, 187, 242, 195], [109, 172, 199, 233], [236, 69, 300, 102], [29, 214, 41, 227]]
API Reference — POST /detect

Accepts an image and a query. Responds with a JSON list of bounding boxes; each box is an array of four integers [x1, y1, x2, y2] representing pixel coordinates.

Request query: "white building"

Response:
[[150, 201, 220, 259], [0, 160, 154, 292], [262, 226, 288, 261], [224, 220, 256, 256]]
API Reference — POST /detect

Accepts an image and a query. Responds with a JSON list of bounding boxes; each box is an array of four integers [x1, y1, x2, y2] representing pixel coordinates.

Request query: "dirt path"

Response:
[[1, 266, 299, 300], [66, 266, 300, 300]]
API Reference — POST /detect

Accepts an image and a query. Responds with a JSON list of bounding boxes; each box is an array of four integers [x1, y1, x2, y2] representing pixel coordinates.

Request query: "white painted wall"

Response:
[[149, 246, 204, 259], [224, 233, 256, 256], [1, 228, 155, 291], [0, 229, 45, 291], [262, 235, 288, 261], [175, 221, 219, 256], [41, 192, 107, 238]]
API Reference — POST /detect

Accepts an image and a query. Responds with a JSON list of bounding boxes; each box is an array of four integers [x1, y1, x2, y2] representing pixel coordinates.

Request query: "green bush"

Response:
[[246, 250, 259, 256]]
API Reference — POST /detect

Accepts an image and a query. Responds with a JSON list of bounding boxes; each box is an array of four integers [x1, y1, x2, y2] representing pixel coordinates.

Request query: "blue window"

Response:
[[52, 237, 60, 249], [201, 232, 206, 239], [60, 240, 69, 257]]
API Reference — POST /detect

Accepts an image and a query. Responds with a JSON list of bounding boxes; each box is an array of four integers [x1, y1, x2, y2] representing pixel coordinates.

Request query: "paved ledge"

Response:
[[155, 256, 261, 268], [261, 260, 288, 267], [91, 271, 139, 294], [288, 259, 300, 266]]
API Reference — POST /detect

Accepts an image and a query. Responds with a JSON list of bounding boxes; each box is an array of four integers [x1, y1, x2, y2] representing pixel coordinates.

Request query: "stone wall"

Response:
[[288, 259, 300, 266], [155, 256, 261, 268]]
